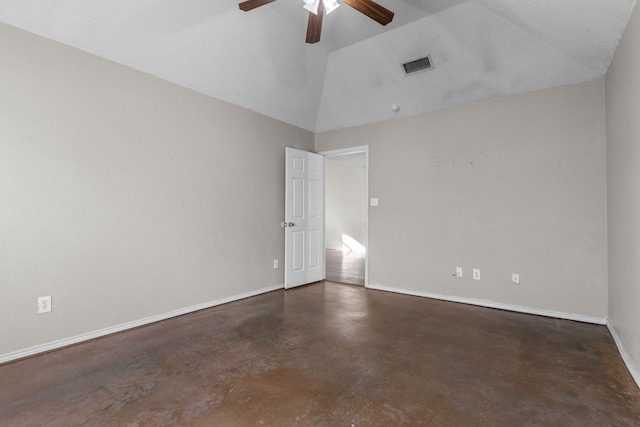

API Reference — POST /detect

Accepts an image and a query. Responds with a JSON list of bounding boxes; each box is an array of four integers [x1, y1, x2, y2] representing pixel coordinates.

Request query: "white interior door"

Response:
[[285, 147, 324, 288]]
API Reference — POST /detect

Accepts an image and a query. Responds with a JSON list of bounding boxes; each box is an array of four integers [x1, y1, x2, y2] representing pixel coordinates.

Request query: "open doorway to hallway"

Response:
[[323, 148, 368, 286]]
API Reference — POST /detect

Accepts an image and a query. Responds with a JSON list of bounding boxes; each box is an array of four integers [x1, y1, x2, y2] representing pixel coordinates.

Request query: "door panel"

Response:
[[285, 147, 324, 288], [293, 178, 304, 218], [308, 180, 320, 218], [309, 229, 319, 268], [292, 230, 305, 272]]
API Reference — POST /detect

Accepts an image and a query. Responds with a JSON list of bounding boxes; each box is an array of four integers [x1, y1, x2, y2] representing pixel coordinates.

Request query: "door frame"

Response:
[[319, 146, 369, 287]]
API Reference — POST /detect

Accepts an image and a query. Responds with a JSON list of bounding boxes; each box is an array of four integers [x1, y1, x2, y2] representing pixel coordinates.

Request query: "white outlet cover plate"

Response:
[[473, 269, 481, 280], [38, 296, 52, 313], [512, 273, 520, 285], [456, 267, 463, 277], [370, 198, 379, 207]]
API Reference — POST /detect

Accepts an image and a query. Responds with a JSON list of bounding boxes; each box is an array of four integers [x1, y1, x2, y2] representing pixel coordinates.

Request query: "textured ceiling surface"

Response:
[[0, 0, 636, 132]]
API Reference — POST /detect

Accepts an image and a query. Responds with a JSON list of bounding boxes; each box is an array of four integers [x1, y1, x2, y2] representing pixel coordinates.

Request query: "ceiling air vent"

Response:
[[402, 55, 433, 76]]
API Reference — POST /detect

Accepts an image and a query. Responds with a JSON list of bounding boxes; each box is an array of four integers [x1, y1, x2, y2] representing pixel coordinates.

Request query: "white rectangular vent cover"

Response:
[[402, 55, 433, 75]]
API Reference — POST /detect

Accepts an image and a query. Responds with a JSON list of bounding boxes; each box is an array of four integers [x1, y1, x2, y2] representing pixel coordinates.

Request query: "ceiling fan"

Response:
[[239, 0, 394, 44]]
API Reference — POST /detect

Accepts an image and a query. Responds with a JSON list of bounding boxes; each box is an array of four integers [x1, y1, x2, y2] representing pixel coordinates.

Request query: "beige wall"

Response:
[[0, 23, 313, 356], [606, 3, 640, 382], [316, 80, 608, 320]]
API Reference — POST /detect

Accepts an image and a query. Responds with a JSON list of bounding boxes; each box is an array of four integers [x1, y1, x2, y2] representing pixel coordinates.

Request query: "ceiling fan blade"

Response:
[[305, 1, 324, 44], [239, 0, 277, 12], [342, 0, 394, 25]]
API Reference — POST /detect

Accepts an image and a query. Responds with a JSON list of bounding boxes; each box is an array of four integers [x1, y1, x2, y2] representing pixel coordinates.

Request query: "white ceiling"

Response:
[[0, 0, 636, 132]]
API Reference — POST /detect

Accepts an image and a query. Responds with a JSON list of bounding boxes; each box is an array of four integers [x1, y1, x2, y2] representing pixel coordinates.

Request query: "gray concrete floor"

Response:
[[1, 282, 639, 426]]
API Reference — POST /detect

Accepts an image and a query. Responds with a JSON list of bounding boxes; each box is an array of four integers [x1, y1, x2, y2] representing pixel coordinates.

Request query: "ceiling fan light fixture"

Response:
[[324, 0, 340, 14], [303, 0, 339, 15], [303, 0, 320, 14], [241, 0, 393, 44]]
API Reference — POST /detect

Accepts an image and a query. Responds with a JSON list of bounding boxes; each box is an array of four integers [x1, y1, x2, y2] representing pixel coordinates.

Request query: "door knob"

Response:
[[287, 222, 295, 227]]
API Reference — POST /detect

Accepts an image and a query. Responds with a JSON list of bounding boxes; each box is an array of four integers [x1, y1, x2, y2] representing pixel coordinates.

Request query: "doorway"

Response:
[[321, 147, 368, 286]]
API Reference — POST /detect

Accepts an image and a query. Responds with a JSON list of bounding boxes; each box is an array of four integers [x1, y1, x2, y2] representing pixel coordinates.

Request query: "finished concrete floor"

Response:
[[325, 249, 365, 286], [1, 282, 639, 426]]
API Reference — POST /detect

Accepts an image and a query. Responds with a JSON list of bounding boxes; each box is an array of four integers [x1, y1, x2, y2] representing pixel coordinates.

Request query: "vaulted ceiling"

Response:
[[0, 0, 636, 132]]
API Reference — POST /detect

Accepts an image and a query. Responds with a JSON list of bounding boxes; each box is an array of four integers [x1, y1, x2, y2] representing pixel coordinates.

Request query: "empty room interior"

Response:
[[1, 0, 640, 425]]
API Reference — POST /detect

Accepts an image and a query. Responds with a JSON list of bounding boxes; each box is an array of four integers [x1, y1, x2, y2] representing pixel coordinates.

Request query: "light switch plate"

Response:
[[370, 198, 379, 207]]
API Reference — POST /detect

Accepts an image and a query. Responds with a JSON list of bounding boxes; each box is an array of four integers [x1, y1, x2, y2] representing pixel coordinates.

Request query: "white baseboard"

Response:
[[0, 283, 284, 365], [607, 321, 640, 389], [366, 283, 607, 325]]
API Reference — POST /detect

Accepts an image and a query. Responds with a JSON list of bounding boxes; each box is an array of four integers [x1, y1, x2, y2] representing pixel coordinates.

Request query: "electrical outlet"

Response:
[[273, 259, 279, 269], [473, 269, 481, 280], [38, 296, 52, 314], [512, 273, 520, 285], [455, 267, 463, 278]]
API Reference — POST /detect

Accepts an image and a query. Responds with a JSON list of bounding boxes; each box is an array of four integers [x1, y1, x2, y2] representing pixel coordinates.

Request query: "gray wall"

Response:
[[325, 158, 366, 251], [0, 23, 313, 356], [606, 3, 640, 381], [316, 80, 608, 319]]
